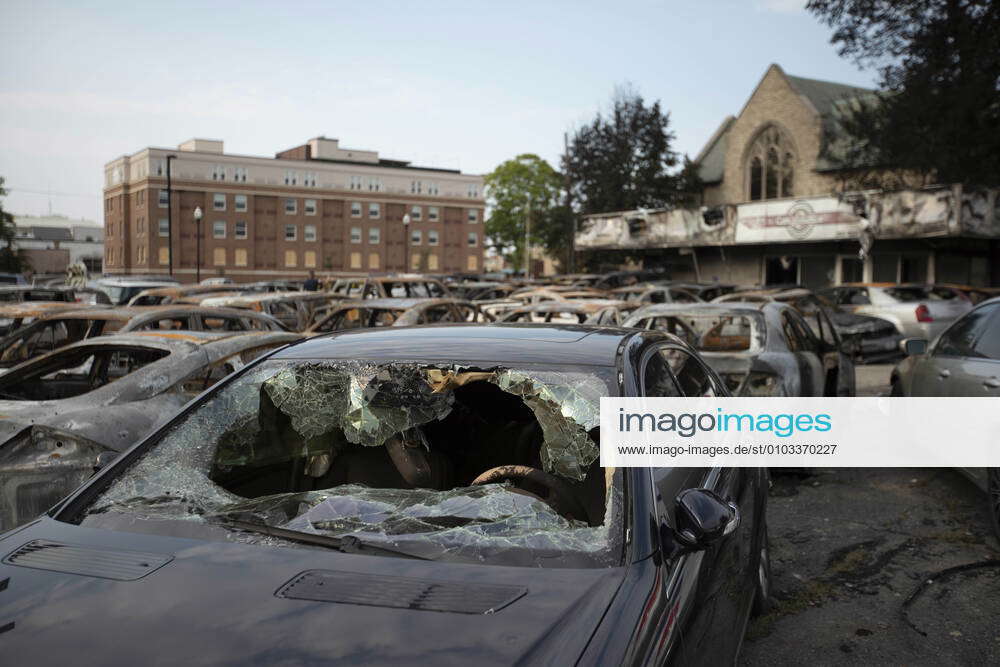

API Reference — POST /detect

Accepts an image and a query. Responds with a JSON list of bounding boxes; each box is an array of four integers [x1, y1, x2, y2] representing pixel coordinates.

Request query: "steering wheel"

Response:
[[471, 465, 587, 522]]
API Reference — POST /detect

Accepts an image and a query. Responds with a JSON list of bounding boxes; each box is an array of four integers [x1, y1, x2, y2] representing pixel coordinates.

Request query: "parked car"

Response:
[[624, 302, 854, 396], [200, 292, 339, 331], [0, 302, 88, 336], [88, 277, 180, 305], [499, 300, 637, 325], [0, 306, 288, 369], [447, 281, 516, 301], [329, 275, 451, 299], [610, 283, 703, 304], [716, 288, 902, 363], [0, 286, 77, 303], [818, 283, 972, 341], [890, 297, 1000, 538], [306, 298, 492, 333], [0, 324, 768, 664], [127, 284, 244, 306]]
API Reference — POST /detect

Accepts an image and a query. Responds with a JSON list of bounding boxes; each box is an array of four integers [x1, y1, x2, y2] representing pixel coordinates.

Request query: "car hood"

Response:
[[0, 518, 625, 665], [828, 311, 896, 335]]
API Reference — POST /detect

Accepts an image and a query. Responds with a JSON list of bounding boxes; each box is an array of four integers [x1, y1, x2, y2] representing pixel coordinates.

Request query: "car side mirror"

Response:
[[673, 488, 740, 551], [901, 338, 928, 356]]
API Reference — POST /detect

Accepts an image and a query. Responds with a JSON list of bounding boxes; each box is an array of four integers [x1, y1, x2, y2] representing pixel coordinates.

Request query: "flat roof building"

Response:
[[103, 137, 485, 281]]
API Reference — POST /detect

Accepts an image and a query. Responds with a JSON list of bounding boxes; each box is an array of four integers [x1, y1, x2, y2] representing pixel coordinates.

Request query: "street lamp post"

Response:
[[402, 213, 411, 272], [193, 206, 203, 284], [165, 154, 177, 276]]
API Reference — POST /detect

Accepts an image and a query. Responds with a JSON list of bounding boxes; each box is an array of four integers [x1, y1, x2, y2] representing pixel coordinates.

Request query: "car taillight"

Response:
[[915, 304, 933, 322]]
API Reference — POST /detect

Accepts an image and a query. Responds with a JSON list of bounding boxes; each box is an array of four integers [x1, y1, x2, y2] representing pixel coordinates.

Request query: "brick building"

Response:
[[103, 137, 485, 282]]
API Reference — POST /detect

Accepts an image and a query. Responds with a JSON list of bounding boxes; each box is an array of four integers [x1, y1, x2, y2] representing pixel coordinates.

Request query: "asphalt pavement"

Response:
[[741, 365, 1000, 664]]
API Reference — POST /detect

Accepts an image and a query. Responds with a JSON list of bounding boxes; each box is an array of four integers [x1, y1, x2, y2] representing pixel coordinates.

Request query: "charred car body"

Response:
[[624, 302, 854, 397], [306, 298, 492, 334], [0, 324, 768, 664], [0, 330, 301, 530]]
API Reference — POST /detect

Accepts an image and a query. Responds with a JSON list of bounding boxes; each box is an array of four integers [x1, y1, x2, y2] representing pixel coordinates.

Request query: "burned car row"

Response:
[[0, 269, 995, 666]]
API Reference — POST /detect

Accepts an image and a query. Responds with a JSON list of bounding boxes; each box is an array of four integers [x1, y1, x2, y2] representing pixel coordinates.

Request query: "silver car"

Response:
[[819, 283, 972, 341], [891, 296, 1000, 538]]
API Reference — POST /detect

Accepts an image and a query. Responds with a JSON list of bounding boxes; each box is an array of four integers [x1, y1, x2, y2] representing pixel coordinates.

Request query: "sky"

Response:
[[0, 0, 878, 222]]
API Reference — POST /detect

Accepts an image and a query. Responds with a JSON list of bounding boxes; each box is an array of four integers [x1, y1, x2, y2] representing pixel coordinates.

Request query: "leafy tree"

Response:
[[0, 177, 29, 274], [807, 0, 1000, 187], [565, 85, 701, 215], [484, 154, 564, 271]]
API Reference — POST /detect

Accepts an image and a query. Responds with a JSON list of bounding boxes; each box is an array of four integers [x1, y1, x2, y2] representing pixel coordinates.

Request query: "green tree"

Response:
[[807, 0, 1000, 187], [565, 85, 701, 215], [484, 154, 564, 271], [0, 177, 29, 274]]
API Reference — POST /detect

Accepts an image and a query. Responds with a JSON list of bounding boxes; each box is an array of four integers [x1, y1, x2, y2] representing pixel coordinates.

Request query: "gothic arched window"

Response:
[[746, 126, 795, 201]]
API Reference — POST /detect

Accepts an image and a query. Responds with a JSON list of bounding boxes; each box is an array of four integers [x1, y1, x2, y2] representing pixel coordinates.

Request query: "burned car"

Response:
[[200, 292, 339, 331], [0, 330, 301, 530], [499, 300, 638, 325], [306, 298, 492, 334], [329, 275, 451, 299], [0, 302, 89, 337], [0, 306, 288, 369], [0, 324, 768, 664], [624, 302, 854, 396]]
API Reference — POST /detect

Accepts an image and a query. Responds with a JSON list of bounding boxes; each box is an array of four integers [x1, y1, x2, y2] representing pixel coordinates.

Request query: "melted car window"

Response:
[[85, 360, 620, 567]]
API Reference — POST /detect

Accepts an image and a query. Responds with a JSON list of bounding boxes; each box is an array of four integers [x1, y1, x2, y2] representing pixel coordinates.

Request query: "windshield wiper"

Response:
[[213, 517, 432, 560]]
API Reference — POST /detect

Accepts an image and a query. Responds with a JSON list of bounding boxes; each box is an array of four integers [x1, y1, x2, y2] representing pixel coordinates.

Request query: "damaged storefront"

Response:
[[575, 185, 1000, 288], [84, 360, 621, 566]]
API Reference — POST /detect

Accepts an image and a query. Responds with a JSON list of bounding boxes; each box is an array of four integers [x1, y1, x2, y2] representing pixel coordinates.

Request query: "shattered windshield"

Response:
[[82, 359, 622, 567]]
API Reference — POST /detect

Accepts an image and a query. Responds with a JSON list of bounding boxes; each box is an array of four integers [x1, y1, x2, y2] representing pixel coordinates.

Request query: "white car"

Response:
[[818, 283, 972, 341]]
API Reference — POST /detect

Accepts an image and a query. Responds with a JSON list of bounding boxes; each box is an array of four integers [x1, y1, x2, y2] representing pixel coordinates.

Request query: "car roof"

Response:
[[631, 302, 770, 317], [275, 323, 633, 367], [27, 305, 275, 322], [330, 297, 436, 310]]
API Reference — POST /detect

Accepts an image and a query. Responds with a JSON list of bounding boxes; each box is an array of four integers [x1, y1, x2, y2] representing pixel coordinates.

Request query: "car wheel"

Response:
[[751, 522, 772, 616], [988, 468, 1000, 542]]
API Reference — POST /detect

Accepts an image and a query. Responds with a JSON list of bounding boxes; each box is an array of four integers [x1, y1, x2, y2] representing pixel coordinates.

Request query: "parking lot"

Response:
[[743, 367, 1000, 664]]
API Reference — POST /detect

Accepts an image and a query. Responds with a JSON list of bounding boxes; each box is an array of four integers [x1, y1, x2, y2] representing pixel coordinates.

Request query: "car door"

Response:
[[780, 310, 826, 396], [640, 345, 756, 664], [909, 303, 1000, 397], [799, 297, 856, 396]]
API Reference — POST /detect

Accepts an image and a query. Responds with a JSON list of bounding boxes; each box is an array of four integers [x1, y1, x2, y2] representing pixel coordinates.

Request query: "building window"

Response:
[[410, 180, 422, 194], [467, 209, 479, 223], [158, 247, 169, 265], [428, 230, 439, 246], [368, 253, 380, 270], [411, 230, 422, 245], [234, 194, 247, 212], [158, 218, 169, 237], [213, 221, 226, 239], [285, 224, 297, 241], [409, 205, 421, 221], [284, 250, 297, 267], [350, 227, 362, 244], [137, 217, 146, 236], [369, 227, 381, 244], [426, 181, 439, 195], [158, 190, 169, 207], [235, 221, 247, 239], [350, 252, 362, 269], [350, 202, 362, 217], [350, 175, 363, 191], [212, 165, 226, 181], [304, 224, 317, 241], [136, 245, 146, 264], [467, 255, 478, 271], [234, 248, 248, 266], [466, 183, 479, 198], [154, 159, 164, 176], [367, 177, 382, 192], [427, 254, 439, 270], [369, 203, 380, 219], [467, 232, 478, 247], [213, 248, 226, 266], [284, 170, 297, 186], [304, 250, 317, 268], [234, 166, 248, 182], [304, 171, 317, 187], [284, 198, 297, 215], [410, 254, 421, 271], [746, 125, 795, 201], [428, 206, 439, 221], [304, 199, 317, 215], [213, 193, 226, 211]]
